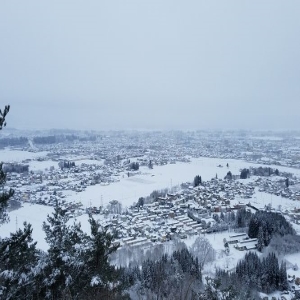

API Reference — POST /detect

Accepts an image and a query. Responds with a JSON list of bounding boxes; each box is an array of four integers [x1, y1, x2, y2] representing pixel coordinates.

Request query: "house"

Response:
[[234, 239, 258, 251]]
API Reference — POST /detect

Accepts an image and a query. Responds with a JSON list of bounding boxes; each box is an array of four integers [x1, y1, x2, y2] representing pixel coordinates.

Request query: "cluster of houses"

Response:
[[89, 178, 268, 249], [91, 171, 300, 250], [3, 129, 300, 170]]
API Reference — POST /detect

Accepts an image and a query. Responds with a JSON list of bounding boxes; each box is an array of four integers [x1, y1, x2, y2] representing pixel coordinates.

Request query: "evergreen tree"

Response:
[[0, 105, 14, 224], [41, 201, 87, 299], [129, 162, 139, 171], [257, 226, 264, 252], [226, 171, 232, 180], [0, 163, 14, 224], [132, 248, 202, 299], [80, 216, 124, 299], [199, 277, 218, 300], [235, 208, 251, 228], [240, 168, 249, 179], [285, 178, 289, 188], [248, 216, 260, 239], [0, 222, 38, 299], [230, 211, 235, 223], [279, 261, 288, 291], [137, 197, 144, 207], [234, 251, 286, 294], [248, 211, 295, 247], [0, 105, 10, 130], [193, 175, 202, 187]]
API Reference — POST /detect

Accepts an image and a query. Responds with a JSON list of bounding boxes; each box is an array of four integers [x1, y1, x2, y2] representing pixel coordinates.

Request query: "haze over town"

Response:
[[1, 0, 300, 131]]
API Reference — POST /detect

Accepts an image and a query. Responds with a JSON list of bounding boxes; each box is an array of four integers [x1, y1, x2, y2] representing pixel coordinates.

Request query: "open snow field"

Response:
[[27, 160, 57, 171], [252, 190, 300, 212], [0, 203, 54, 251], [27, 158, 104, 172], [0, 149, 48, 162]]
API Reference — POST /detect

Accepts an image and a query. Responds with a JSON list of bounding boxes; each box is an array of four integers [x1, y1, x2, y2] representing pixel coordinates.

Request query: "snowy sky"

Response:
[[1, 1, 300, 131]]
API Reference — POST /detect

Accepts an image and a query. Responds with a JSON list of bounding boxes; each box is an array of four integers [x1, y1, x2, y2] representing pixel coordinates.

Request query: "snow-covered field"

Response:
[[1, 203, 54, 251], [251, 189, 300, 212], [0, 149, 48, 162], [27, 160, 57, 171]]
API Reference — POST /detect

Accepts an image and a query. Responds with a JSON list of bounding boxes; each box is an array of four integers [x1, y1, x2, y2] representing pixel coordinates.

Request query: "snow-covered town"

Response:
[[1, 130, 300, 299]]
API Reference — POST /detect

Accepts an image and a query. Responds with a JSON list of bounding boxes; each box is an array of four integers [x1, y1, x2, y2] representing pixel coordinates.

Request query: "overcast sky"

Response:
[[1, 1, 299, 131]]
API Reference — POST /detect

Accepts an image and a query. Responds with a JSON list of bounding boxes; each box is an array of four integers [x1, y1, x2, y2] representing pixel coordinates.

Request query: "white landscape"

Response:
[[2, 0, 300, 297], [1, 131, 300, 299], [2, 154, 248, 249], [2, 151, 299, 245]]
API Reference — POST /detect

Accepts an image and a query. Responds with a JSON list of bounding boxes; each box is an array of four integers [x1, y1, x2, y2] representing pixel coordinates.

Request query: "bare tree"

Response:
[[190, 237, 216, 269]]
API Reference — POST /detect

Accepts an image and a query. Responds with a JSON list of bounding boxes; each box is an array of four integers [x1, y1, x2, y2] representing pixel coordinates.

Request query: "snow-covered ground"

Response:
[[251, 189, 300, 212], [27, 160, 57, 172], [1, 203, 54, 251], [0, 149, 48, 162]]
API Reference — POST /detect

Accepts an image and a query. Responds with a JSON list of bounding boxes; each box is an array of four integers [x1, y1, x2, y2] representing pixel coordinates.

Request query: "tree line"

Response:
[[203, 251, 288, 299], [0, 137, 28, 148], [248, 210, 295, 252]]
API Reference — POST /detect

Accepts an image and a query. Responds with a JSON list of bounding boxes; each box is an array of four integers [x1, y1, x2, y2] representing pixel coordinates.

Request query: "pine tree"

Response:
[[257, 226, 264, 252], [0, 164, 14, 224], [285, 178, 289, 188], [193, 175, 201, 187], [80, 216, 123, 299], [0, 222, 38, 299], [230, 211, 235, 223], [200, 277, 218, 300], [279, 261, 288, 291], [41, 201, 87, 299], [248, 216, 259, 238], [0, 105, 10, 130], [0, 105, 14, 224]]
